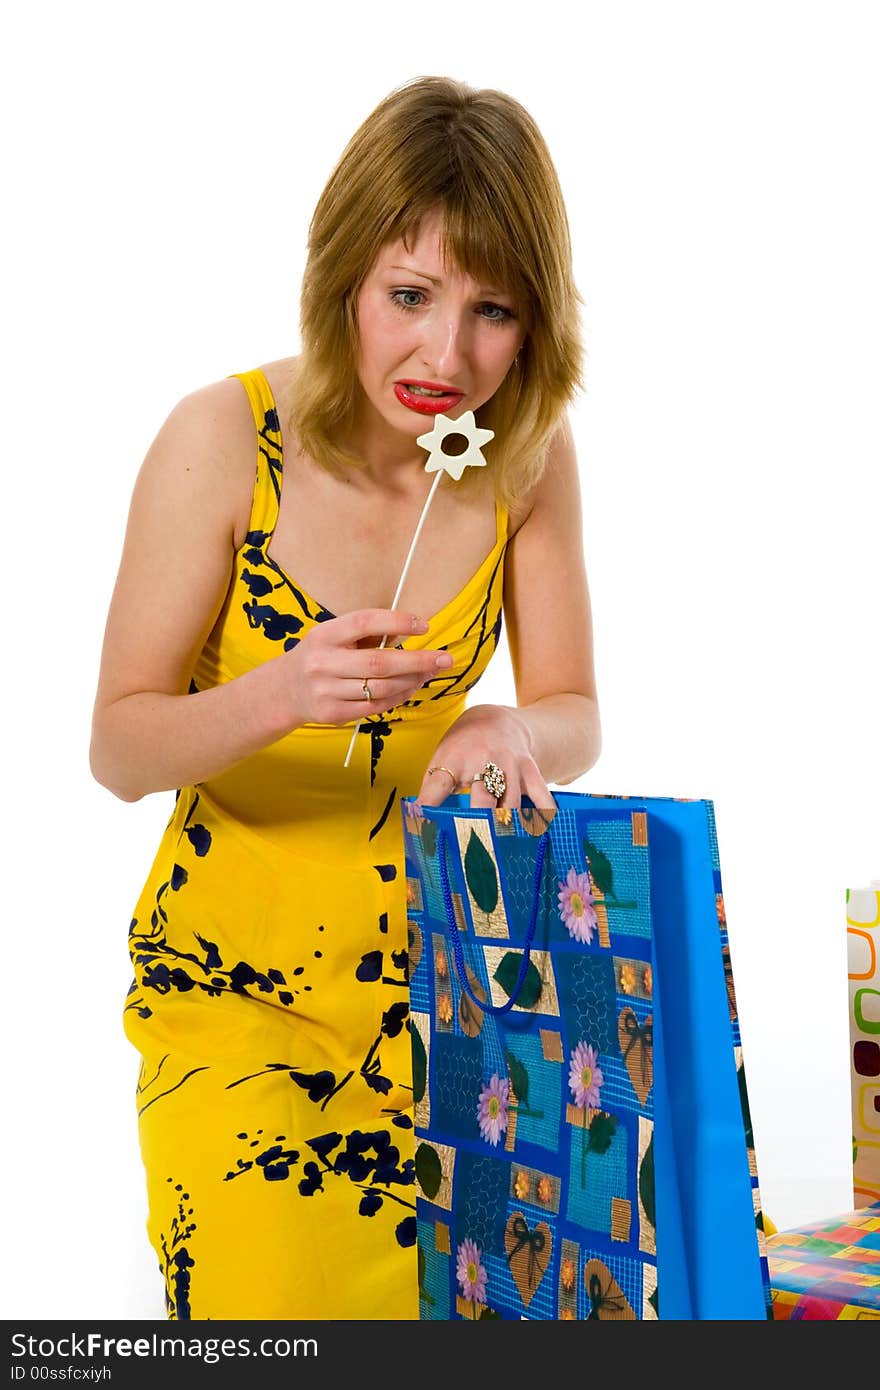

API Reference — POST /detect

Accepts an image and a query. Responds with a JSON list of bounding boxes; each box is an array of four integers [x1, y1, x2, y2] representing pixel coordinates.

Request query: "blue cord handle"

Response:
[[436, 822, 550, 1016]]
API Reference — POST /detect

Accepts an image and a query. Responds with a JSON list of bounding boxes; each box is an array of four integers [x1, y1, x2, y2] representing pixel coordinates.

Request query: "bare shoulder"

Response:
[[257, 354, 299, 406], [90, 372, 261, 723], [167, 373, 262, 551]]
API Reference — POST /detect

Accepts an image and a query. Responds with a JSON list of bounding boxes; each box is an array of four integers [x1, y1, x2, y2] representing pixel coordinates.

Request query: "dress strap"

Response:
[[495, 493, 509, 545], [226, 369, 283, 539]]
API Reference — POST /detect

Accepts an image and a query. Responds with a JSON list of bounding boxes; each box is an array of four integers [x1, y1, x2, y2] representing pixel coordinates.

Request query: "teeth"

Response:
[[407, 384, 450, 397]]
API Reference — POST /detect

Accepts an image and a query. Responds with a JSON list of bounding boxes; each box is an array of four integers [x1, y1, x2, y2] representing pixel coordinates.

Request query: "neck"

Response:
[[343, 396, 431, 495]]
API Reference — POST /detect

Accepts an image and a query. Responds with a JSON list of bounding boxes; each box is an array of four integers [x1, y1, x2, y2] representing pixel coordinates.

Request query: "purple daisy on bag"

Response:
[[456, 1237, 488, 1303], [569, 1041, 604, 1109], [477, 1072, 510, 1146], [558, 866, 598, 944]]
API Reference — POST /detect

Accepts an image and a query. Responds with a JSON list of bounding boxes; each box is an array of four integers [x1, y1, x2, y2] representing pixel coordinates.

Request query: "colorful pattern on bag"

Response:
[[403, 793, 771, 1319]]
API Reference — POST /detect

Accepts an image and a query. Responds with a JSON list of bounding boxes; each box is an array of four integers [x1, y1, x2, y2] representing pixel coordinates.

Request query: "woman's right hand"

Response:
[[270, 609, 455, 729]]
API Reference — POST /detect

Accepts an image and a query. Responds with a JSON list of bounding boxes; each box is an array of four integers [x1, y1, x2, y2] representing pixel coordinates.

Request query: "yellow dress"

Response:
[[122, 366, 510, 1319]]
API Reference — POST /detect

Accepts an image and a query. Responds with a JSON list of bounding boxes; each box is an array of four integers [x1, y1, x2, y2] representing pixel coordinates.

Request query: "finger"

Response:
[[344, 675, 423, 709], [468, 768, 500, 808], [341, 609, 431, 646], [521, 771, 556, 812], [496, 769, 523, 811], [417, 767, 460, 807], [339, 645, 451, 681]]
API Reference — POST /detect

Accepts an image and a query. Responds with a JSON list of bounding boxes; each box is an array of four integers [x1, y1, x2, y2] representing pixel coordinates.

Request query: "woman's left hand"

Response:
[[415, 703, 553, 810]]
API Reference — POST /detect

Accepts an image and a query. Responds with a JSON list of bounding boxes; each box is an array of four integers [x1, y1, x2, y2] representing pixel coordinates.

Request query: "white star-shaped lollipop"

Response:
[[416, 410, 495, 480]]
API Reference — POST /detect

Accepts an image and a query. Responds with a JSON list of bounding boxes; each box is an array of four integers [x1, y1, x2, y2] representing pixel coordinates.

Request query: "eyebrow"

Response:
[[389, 265, 505, 296]]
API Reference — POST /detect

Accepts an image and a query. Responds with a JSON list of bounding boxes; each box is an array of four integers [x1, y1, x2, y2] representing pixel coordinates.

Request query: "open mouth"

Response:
[[393, 382, 464, 414]]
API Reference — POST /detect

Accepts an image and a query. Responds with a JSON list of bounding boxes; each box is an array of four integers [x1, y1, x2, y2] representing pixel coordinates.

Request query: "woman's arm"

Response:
[[92, 666, 296, 803], [499, 413, 601, 785], [89, 381, 298, 803]]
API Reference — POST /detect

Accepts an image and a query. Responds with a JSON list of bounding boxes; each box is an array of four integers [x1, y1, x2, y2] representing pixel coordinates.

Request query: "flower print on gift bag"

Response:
[[401, 791, 774, 1320]]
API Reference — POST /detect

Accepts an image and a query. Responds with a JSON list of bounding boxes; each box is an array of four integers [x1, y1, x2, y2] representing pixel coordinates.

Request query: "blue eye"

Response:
[[389, 289, 516, 326], [480, 303, 514, 324]]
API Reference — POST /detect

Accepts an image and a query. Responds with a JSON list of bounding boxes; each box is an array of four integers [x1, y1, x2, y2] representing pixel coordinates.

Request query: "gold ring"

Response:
[[427, 766, 458, 785], [471, 761, 507, 800]]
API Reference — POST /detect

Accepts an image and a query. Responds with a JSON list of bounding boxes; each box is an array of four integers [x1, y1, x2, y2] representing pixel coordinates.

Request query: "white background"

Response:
[[2, 0, 877, 1319]]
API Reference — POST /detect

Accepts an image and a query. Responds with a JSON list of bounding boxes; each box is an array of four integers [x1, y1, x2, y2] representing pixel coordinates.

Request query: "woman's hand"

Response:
[[267, 608, 454, 729], [415, 703, 554, 810]]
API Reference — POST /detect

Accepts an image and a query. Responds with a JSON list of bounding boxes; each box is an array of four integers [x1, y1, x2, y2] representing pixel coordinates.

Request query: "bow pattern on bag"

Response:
[[504, 1211, 552, 1308], [584, 1258, 636, 1320], [618, 1006, 654, 1106]]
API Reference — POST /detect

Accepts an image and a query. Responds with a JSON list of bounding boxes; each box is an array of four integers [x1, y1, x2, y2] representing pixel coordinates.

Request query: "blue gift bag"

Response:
[[401, 791, 773, 1320]]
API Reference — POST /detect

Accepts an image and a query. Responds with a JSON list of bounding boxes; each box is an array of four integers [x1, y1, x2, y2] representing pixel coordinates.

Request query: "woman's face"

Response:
[[353, 207, 525, 447]]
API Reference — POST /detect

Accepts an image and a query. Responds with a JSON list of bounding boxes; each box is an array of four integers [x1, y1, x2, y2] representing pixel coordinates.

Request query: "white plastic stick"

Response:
[[342, 470, 445, 768]]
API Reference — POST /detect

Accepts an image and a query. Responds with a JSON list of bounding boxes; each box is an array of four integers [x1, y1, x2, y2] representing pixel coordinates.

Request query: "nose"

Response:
[[420, 306, 472, 382]]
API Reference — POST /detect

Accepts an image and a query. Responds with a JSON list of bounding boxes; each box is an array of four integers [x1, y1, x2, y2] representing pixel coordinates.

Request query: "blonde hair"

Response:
[[287, 75, 586, 511]]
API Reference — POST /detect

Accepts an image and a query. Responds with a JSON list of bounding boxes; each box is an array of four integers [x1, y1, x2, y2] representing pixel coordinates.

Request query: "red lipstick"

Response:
[[393, 380, 464, 415]]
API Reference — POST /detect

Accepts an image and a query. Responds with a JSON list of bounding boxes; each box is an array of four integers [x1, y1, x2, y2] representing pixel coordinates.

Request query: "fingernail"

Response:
[[435, 654, 454, 668], [412, 616, 429, 632]]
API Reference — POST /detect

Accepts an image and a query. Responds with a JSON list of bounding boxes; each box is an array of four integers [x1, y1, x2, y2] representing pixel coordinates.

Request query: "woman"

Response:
[[90, 75, 601, 1320]]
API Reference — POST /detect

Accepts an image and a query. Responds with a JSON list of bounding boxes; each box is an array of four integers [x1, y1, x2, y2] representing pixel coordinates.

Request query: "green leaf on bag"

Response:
[[464, 828, 499, 916], [479, 1305, 502, 1318], [583, 838, 615, 899], [586, 1112, 618, 1154], [410, 1021, 427, 1104], [493, 951, 542, 1009], [422, 817, 438, 857], [639, 1132, 655, 1229], [415, 1142, 442, 1199], [504, 1050, 530, 1108], [417, 1243, 435, 1305], [649, 1284, 659, 1316]]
